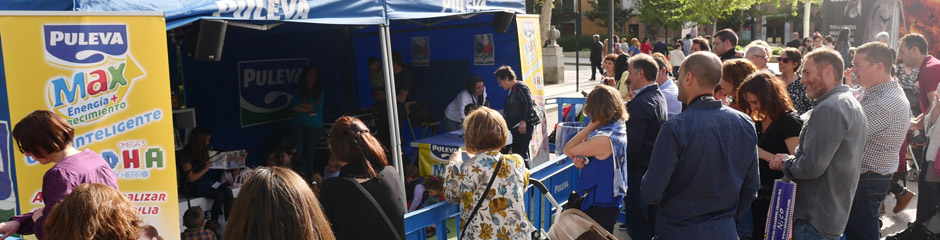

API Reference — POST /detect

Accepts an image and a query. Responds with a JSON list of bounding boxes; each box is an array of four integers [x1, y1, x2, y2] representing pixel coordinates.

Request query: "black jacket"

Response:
[[720, 49, 739, 62], [786, 39, 802, 48], [653, 41, 668, 56], [504, 82, 533, 134], [626, 84, 669, 172], [591, 41, 604, 63]]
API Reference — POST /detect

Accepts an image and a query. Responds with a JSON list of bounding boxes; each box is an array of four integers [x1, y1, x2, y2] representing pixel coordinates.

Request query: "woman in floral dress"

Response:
[[444, 107, 532, 240]]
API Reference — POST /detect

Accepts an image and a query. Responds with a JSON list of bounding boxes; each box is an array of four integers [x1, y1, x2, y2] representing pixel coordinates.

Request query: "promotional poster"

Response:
[[0, 12, 180, 239]]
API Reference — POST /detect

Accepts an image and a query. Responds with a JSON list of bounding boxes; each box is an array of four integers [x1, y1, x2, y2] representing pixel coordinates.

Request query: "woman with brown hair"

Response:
[[320, 116, 404, 240], [736, 71, 803, 240], [601, 54, 619, 87], [292, 66, 326, 176], [496, 66, 535, 165], [43, 183, 141, 240], [717, 59, 758, 110], [223, 167, 334, 240], [563, 85, 629, 232], [177, 126, 232, 226], [444, 107, 531, 239], [0, 110, 119, 239]]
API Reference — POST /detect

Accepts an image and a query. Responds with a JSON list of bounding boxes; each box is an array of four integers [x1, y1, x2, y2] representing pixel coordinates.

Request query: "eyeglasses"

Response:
[[779, 58, 791, 63]]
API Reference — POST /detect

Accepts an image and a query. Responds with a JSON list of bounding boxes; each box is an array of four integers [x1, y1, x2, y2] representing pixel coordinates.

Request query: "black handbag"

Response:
[[564, 189, 590, 210], [527, 100, 543, 126], [510, 84, 542, 126]]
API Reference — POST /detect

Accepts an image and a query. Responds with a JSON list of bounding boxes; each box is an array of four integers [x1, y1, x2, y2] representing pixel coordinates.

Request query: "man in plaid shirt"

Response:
[[843, 42, 911, 239], [181, 207, 216, 240]]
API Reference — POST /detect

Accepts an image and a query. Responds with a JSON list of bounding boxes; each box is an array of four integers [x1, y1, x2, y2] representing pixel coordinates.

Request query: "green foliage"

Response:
[[639, 0, 806, 29], [635, 0, 684, 37], [771, 46, 783, 56], [583, 0, 636, 32]]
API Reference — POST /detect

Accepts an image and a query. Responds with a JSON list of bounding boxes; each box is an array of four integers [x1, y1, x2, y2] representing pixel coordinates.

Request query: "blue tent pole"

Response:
[[379, 22, 407, 210]]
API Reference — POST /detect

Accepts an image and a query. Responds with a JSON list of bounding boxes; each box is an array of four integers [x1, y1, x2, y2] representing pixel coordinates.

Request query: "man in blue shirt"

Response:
[[623, 54, 669, 240], [641, 52, 760, 239]]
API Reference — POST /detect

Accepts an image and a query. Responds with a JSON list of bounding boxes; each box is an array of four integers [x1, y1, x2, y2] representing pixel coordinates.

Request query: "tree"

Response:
[[634, 0, 684, 39], [532, 0, 580, 38], [584, 0, 636, 34], [659, 0, 806, 36]]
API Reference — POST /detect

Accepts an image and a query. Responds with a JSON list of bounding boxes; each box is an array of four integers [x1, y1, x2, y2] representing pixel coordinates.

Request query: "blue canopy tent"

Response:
[[2, 0, 527, 213]]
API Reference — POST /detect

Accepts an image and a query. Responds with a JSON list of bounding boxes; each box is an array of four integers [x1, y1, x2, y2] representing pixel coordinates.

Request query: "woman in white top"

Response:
[[668, 41, 686, 77], [444, 75, 488, 132]]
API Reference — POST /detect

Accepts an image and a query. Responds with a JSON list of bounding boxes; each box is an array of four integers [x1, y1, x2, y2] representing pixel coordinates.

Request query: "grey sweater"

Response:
[[783, 85, 868, 238]]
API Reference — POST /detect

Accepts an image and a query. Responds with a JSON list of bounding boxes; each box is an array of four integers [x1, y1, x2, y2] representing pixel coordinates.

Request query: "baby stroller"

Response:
[[528, 179, 617, 240], [887, 203, 940, 240]]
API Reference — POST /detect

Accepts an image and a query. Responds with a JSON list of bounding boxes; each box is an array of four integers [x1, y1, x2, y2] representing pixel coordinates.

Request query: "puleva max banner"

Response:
[[0, 12, 180, 239]]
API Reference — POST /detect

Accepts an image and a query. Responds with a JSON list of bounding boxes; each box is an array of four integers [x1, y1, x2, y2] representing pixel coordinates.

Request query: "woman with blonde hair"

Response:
[[43, 183, 141, 240], [223, 166, 334, 240], [444, 107, 532, 239], [563, 85, 629, 232], [628, 38, 642, 56]]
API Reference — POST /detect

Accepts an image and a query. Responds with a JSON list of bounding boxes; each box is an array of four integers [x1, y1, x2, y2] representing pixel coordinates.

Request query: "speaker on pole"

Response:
[[194, 19, 228, 62], [492, 11, 515, 34]]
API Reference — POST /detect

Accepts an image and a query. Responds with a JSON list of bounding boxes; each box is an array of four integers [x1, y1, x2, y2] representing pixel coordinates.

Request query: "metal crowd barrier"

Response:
[[404, 154, 580, 240]]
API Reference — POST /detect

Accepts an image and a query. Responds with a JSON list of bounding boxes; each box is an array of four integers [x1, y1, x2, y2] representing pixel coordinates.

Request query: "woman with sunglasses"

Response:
[[799, 37, 813, 56], [778, 48, 813, 115]]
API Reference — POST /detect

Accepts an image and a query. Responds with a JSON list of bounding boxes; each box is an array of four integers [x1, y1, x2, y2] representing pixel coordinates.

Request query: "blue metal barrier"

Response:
[[404, 154, 580, 239]]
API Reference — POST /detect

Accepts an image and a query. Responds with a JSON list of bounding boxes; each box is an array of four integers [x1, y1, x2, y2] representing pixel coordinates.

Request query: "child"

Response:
[[417, 176, 444, 209], [181, 206, 217, 240], [322, 157, 342, 181], [413, 176, 446, 237], [404, 165, 425, 211], [409, 175, 444, 212], [310, 172, 323, 198]]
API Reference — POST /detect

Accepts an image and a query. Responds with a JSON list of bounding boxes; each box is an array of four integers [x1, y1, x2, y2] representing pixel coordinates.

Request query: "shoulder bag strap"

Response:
[[460, 156, 504, 240], [345, 178, 404, 240]]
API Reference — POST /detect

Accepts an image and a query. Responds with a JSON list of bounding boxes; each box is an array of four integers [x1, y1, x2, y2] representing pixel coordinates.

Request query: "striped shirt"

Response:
[[858, 81, 911, 175]]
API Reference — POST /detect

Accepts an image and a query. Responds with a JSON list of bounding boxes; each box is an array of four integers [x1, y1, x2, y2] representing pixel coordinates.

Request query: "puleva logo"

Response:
[[43, 24, 144, 127], [430, 144, 459, 160]]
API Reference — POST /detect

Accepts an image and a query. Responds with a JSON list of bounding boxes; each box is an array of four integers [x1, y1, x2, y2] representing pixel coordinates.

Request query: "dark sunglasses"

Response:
[[779, 58, 795, 63]]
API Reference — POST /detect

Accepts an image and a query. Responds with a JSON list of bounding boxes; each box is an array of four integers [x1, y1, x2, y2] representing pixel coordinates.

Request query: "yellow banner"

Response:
[[515, 16, 549, 164], [417, 143, 460, 177], [0, 13, 180, 239]]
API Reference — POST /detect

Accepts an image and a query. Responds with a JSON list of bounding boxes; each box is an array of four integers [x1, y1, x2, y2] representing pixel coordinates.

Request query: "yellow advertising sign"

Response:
[[515, 15, 549, 164], [0, 13, 180, 239]]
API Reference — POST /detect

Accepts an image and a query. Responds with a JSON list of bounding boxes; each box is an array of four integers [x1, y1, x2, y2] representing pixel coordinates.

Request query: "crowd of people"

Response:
[[3, 24, 940, 240], [585, 27, 940, 240]]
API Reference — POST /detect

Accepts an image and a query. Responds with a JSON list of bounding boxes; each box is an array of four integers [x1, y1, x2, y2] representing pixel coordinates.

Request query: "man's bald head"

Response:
[[680, 52, 723, 88]]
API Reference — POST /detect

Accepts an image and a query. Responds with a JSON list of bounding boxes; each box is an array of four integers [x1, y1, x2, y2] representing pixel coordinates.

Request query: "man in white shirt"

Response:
[[654, 57, 682, 119]]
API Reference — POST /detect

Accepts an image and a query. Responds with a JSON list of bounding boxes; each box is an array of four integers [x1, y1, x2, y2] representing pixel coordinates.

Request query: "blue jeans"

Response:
[[443, 118, 462, 132], [844, 173, 891, 240], [294, 125, 323, 177], [625, 170, 654, 240], [793, 219, 839, 240]]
